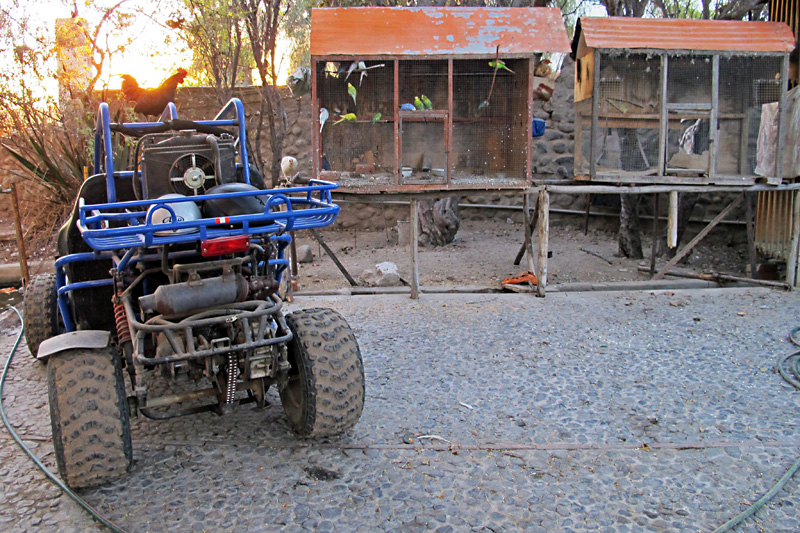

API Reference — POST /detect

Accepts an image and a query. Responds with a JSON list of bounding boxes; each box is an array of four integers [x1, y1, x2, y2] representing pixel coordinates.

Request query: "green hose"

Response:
[[712, 326, 800, 532], [0, 306, 126, 533]]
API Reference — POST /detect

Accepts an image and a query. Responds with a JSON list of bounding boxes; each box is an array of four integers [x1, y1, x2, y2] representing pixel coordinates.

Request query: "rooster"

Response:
[[120, 68, 188, 117]]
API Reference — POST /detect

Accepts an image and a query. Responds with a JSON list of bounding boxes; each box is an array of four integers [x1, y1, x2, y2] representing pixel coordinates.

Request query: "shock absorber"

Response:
[[114, 294, 132, 345]]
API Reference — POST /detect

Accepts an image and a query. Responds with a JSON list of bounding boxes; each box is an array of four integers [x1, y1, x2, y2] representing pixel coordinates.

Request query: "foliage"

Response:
[[0, 2, 137, 233], [167, 0, 255, 104]]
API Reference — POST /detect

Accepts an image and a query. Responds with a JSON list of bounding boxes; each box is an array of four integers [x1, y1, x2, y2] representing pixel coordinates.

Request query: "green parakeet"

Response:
[[421, 95, 433, 110], [371, 112, 382, 124], [348, 83, 357, 105], [488, 59, 515, 74], [413, 96, 424, 110], [333, 113, 357, 125]]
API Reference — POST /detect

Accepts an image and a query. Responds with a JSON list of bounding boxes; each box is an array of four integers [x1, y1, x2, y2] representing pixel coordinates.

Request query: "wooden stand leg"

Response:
[[514, 197, 539, 266], [787, 190, 800, 287], [745, 192, 758, 280], [649, 193, 659, 277], [310, 229, 358, 286], [536, 189, 549, 297], [410, 198, 420, 299]]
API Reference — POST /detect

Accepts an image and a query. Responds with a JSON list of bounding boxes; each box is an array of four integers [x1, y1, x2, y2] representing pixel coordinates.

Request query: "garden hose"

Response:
[[0, 306, 126, 533], [713, 326, 800, 533]]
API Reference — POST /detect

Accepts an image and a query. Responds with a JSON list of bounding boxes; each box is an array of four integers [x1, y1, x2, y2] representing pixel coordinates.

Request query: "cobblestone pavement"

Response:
[[2, 287, 800, 532]]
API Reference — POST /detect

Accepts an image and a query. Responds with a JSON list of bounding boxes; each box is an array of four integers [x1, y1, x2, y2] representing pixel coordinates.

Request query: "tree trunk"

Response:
[[618, 194, 643, 259], [418, 196, 461, 246]]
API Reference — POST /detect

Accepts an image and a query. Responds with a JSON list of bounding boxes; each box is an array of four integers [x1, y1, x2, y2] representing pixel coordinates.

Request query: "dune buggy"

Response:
[[23, 99, 365, 489]]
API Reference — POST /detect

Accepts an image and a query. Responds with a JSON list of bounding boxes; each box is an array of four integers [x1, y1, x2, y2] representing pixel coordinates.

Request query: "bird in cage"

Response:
[[421, 95, 433, 110], [320, 108, 329, 133], [355, 61, 385, 86], [414, 96, 424, 110], [489, 58, 515, 74], [371, 112, 382, 124], [333, 113, 357, 125], [344, 61, 359, 80], [347, 83, 357, 106]]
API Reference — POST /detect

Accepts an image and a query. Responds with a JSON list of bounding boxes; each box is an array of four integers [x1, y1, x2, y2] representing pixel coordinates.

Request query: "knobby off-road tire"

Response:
[[23, 273, 59, 360], [48, 347, 132, 489], [280, 308, 365, 438]]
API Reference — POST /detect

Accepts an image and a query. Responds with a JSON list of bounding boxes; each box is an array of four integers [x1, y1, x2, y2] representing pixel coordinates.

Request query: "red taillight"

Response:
[[201, 235, 251, 257]]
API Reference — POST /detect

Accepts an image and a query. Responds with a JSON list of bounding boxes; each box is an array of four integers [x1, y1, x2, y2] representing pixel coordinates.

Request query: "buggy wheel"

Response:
[[24, 273, 60, 361], [280, 308, 365, 438], [48, 347, 132, 489]]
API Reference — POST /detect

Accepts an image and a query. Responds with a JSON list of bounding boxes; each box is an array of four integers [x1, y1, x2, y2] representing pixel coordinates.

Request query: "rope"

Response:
[[712, 326, 800, 532], [0, 306, 126, 533]]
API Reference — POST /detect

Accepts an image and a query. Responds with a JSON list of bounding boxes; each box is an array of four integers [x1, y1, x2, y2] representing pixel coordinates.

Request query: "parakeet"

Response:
[[347, 83, 357, 106], [344, 61, 358, 80], [333, 113, 357, 125], [421, 95, 433, 110], [413, 96, 424, 110], [371, 112, 382, 124], [355, 61, 386, 86], [319, 108, 329, 133], [400, 103, 416, 111], [489, 59, 515, 74]]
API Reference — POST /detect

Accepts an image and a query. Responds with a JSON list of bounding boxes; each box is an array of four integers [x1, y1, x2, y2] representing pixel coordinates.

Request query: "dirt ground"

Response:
[[0, 212, 755, 291], [288, 215, 753, 292]]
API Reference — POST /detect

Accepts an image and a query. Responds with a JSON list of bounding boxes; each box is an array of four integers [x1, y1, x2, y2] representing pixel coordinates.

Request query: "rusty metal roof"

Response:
[[575, 17, 796, 55], [311, 7, 571, 58]]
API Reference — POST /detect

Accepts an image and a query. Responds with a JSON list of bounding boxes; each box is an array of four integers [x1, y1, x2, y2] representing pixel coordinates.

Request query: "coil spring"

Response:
[[114, 297, 131, 345]]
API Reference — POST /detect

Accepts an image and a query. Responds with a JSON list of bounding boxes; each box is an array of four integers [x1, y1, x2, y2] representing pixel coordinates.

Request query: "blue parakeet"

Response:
[[319, 108, 329, 133]]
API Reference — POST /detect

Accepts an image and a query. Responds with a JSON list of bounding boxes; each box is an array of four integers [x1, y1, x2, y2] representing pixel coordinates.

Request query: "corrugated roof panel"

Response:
[[311, 7, 571, 57], [579, 17, 796, 53]]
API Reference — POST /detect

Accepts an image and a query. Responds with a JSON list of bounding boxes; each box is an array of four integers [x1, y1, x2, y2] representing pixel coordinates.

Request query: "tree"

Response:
[[0, 2, 136, 233], [237, 0, 290, 187], [167, 0, 254, 106]]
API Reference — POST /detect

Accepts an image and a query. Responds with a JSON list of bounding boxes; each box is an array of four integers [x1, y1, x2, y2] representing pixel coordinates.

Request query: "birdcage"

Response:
[[573, 17, 795, 185], [310, 7, 570, 192]]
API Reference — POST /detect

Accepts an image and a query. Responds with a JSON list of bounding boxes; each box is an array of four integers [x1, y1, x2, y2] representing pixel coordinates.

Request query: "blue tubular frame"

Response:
[[60, 99, 340, 334]]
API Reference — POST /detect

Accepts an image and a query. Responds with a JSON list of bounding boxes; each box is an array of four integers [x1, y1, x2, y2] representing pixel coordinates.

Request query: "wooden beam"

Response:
[[536, 188, 549, 297], [410, 198, 420, 299], [653, 193, 744, 280]]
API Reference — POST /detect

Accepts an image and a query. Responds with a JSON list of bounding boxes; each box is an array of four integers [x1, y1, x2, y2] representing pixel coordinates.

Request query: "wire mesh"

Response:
[[317, 60, 395, 182], [451, 59, 528, 183]]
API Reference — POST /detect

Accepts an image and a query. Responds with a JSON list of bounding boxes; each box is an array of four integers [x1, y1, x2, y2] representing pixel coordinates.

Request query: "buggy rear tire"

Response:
[[48, 347, 132, 489], [24, 273, 60, 361], [280, 308, 365, 438]]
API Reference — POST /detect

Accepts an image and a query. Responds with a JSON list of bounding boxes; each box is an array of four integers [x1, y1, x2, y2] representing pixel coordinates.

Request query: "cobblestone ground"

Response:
[[1, 287, 800, 532]]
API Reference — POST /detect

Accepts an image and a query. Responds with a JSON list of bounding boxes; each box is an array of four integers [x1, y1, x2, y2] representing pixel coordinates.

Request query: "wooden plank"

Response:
[[709, 55, 719, 180], [536, 189, 550, 297], [410, 198, 420, 299], [310, 229, 358, 287], [667, 191, 678, 248], [649, 193, 659, 276], [787, 190, 800, 287], [653, 193, 744, 280]]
